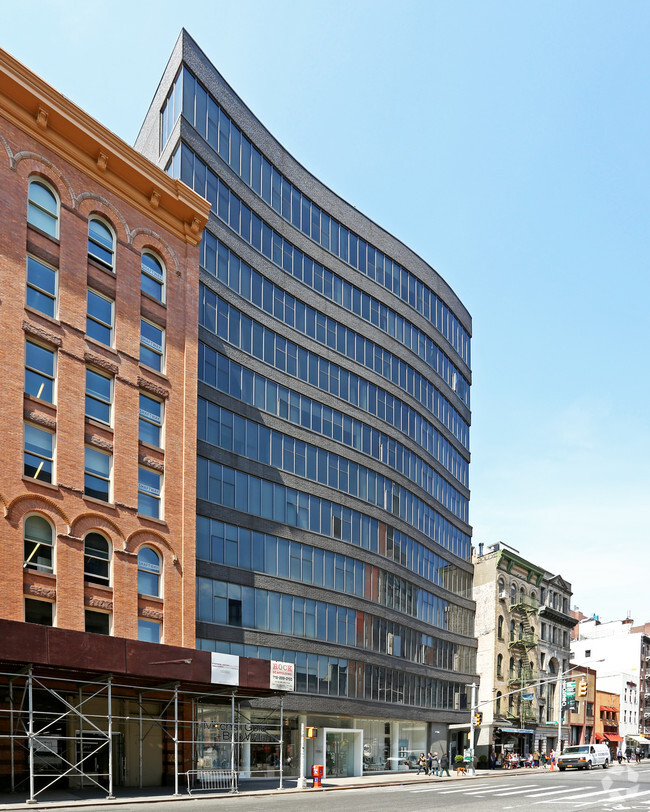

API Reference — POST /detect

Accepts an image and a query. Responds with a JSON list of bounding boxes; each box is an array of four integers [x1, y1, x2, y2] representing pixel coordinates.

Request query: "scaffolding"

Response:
[[0, 665, 286, 803]]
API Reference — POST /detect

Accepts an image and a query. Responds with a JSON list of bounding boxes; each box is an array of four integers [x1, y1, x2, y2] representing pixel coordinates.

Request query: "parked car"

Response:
[[557, 744, 610, 771]]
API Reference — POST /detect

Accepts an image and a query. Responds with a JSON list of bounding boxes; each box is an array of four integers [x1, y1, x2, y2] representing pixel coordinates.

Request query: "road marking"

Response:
[[536, 787, 650, 806], [524, 786, 597, 797], [463, 784, 544, 795], [494, 786, 558, 796], [436, 783, 540, 795]]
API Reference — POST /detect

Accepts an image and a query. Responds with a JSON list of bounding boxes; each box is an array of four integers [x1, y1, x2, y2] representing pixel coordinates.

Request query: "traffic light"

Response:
[[578, 680, 588, 697], [474, 711, 482, 726], [306, 727, 318, 738], [494, 727, 502, 743]]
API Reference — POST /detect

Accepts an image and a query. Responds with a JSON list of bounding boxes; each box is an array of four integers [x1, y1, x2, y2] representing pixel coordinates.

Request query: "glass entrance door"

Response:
[[326, 732, 354, 777]]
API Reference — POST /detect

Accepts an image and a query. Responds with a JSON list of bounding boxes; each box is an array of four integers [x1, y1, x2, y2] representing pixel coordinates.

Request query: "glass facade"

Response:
[[140, 32, 475, 756]]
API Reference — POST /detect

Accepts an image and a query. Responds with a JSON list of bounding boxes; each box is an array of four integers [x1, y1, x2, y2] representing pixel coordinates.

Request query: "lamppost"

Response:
[[556, 660, 604, 753]]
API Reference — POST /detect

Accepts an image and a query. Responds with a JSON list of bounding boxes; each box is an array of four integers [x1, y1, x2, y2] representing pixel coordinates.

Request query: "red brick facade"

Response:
[[0, 48, 210, 648]]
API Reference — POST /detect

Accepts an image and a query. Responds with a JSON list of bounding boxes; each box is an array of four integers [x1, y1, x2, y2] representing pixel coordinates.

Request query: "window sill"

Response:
[[138, 594, 164, 604], [27, 223, 60, 245], [137, 513, 167, 527], [24, 306, 61, 327], [85, 335, 118, 355], [139, 440, 164, 454], [24, 394, 57, 412], [87, 257, 116, 276], [141, 291, 167, 309], [83, 494, 116, 509], [85, 416, 113, 433], [22, 476, 59, 492], [138, 364, 169, 383]]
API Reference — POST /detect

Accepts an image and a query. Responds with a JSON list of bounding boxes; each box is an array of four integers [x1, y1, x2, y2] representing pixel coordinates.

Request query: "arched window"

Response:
[[498, 577, 505, 596], [496, 653, 503, 678], [28, 180, 59, 237], [519, 586, 526, 604], [519, 622, 524, 640], [24, 515, 54, 572], [497, 615, 504, 639], [510, 583, 516, 604], [141, 252, 165, 302], [509, 656, 515, 679], [88, 218, 115, 269], [84, 533, 111, 585], [509, 620, 515, 642], [138, 547, 161, 596], [496, 691, 502, 715]]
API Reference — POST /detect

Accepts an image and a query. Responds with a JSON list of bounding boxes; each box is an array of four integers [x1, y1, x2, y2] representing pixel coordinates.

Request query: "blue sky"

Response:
[[3, 1, 649, 623]]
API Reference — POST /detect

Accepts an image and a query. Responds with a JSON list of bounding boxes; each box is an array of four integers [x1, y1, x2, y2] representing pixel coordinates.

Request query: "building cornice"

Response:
[[496, 549, 545, 585], [0, 48, 211, 245]]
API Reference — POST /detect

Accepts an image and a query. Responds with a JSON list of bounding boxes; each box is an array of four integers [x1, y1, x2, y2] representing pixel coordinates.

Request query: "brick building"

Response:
[[0, 45, 209, 645], [0, 49, 293, 802]]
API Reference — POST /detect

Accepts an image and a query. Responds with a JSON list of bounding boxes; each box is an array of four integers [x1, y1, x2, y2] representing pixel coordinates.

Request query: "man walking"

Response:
[[440, 753, 451, 777]]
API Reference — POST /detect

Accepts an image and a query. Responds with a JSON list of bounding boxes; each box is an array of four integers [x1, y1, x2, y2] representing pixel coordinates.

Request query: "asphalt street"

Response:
[[6, 763, 650, 812]]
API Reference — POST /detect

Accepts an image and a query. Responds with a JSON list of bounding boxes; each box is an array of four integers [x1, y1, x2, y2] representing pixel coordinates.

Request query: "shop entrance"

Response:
[[326, 732, 354, 776]]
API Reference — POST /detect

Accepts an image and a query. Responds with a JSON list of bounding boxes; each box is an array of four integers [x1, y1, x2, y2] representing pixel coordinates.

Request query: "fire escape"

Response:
[[506, 593, 538, 726]]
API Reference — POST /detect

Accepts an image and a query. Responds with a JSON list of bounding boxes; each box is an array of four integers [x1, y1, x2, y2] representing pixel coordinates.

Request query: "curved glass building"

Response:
[[137, 29, 476, 777]]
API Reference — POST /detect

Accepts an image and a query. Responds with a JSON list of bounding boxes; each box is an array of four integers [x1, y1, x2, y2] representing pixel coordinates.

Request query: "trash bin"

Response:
[[311, 764, 324, 788]]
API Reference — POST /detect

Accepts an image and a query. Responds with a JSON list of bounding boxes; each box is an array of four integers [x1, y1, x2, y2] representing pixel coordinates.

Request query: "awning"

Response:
[[628, 735, 650, 744], [595, 734, 605, 742], [600, 706, 618, 713], [604, 734, 623, 742]]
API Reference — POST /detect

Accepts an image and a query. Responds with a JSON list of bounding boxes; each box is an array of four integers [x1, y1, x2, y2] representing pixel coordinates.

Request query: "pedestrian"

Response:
[[416, 752, 426, 775], [430, 752, 440, 776], [489, 749, 496, 769], [549, 748, 556, 770], [540, 751, 547, 769], [425, 752, 433, 775], [617, 748, 623, 765], [440, 752, 451, 777], [626, 747, 632, 762], [533, 750, 540, 768]]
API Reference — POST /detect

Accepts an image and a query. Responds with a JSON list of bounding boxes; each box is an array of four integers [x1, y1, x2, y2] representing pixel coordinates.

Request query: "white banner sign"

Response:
[[270, 660, 295, 691], [211, 652, 240, 686]]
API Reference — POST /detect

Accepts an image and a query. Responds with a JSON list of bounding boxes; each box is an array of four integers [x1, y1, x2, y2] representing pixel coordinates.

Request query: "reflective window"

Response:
[[161, 68, 183, 149], [140, 319, 164, 372], [25, 341, 55, 403], [26, 256, 57, 317], [85, 368, 112, 424], [88, 218, 115, 269], [141, 252, 165, 302], [138, 619, 161, 643], [138, 547, 161, 596], [84, 447, 111, 501], [139, 393, 163, 446], [138, 467, 162, 519], [28, 180, 58, 238], [24, 514, 54, 572], [84, 532, 110, 585], [24, 424, 54, 483], [87, 290, 114, 346]]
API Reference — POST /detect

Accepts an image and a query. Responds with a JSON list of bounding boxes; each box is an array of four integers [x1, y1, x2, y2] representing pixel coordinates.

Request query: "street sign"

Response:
[[522, 692, 534, 700], [564, 680, 576, 699]]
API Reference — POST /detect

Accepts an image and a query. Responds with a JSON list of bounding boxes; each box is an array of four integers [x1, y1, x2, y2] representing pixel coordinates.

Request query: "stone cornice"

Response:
[[0, 48, 211, 246]]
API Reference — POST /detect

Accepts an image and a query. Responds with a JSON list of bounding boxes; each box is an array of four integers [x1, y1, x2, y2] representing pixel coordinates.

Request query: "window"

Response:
[[84, 447, 111, 501], [84, 533, 110, 585], [24, 515, 54, 572], [86, 290, 114, 346], [138, 467, 162, 518], [497, 615, 504, 639], [497, 653, 503, 678], [27, 180, 58, 237], [26, 256, 57, 317], [25, 598, 53, 626], [510, 583, 516, 604], [138, 619, 161, 643], [585, 649, 591, 658], [24, 424, 54, 482], [25, 341, 55, 403], [496, 691, 502, 715], [85, 610, 110, 635], [88, 218, 115, 269], [509, 620, 515, 642], [139, 393, 163, 446], [141, 252, 165, 302], [140, 319, 164, 372], [137, 547, 161, 596], [85, 369, 112, 424]]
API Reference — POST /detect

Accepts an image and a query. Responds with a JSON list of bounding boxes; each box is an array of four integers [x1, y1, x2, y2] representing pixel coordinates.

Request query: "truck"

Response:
[[557, 744, 610, 771]]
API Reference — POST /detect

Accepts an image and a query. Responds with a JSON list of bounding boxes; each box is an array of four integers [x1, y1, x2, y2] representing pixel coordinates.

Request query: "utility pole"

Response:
[[297, 722, 306, 789], [469, 681, 477, 773]]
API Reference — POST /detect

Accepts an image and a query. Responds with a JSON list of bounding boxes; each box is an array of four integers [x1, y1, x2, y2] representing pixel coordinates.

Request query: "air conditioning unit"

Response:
[[499, 591, 508, 601]]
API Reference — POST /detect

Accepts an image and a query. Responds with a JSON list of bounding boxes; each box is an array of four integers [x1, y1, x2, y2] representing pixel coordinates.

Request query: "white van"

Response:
[[557, 744, 610, 771]]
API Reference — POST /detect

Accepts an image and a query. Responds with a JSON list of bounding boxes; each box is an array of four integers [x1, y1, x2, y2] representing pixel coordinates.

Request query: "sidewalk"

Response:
[[0, 765, 565, 809]]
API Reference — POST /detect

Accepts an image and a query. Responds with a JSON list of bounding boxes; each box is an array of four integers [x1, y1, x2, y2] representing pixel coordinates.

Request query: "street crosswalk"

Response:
[[382, 772, 650, 808]]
